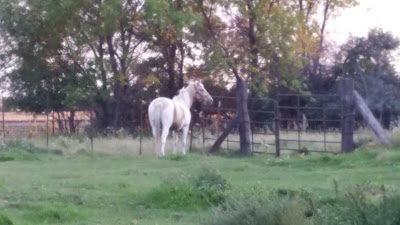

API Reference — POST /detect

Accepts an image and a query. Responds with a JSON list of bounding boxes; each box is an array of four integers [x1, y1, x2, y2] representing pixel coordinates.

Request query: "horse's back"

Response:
[[149, 97, 171, 107]]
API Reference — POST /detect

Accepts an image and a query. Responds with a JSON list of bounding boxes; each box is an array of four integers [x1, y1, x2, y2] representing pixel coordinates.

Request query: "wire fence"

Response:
[[1, 87, 399, 156], [200, 93, 344, 156]]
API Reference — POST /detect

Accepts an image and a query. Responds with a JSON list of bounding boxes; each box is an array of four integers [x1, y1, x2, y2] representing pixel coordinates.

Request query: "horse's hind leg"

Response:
[[151, 126, 159, 156], [181, 125, 189, 155], [160, 128, 169, 156], [172, 131, 178, 154]]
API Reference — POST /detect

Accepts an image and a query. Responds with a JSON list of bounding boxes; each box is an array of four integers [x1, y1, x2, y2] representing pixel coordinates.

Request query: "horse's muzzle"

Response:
[[205, 98, 213, 106]]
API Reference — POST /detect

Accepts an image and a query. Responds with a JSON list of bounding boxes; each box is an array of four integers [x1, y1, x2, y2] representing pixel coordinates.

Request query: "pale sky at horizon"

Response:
[[326, 0, 400, 45], [323, 0, 400, 70]]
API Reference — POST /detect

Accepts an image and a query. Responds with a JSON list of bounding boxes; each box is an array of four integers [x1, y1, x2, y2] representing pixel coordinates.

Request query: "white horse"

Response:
[[148, 81, 213, 156]]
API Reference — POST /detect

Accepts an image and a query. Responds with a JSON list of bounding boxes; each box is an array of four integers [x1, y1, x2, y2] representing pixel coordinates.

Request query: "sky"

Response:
[[324, 0, 400, 71], [326, 0, 400, 44]]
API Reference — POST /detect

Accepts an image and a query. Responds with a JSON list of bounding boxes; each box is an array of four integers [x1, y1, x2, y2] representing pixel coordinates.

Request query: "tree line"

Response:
[[1, 0, 400, 155]]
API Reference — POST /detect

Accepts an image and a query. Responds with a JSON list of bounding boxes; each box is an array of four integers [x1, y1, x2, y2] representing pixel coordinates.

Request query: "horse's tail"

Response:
[[151, 102, 163, 153]]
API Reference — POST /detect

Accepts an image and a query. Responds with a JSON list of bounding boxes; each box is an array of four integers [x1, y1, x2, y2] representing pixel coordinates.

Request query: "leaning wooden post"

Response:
[[353, 91, 392, 145], [340, 78, 355, 153]]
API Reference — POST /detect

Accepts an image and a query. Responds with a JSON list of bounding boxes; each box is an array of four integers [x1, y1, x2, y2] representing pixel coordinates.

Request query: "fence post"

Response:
[[296, 95, 300, 151], [202, 120, 205, 150], [189, 127, 193, 151], [52, 111, 55, 135], [139, 101, 143, 155], [46, 93, 49, 147], [340, 78, 355, 153], [274, 96, 280, 157], [90, 98, 94, 154], [1, 96, 4, 145]]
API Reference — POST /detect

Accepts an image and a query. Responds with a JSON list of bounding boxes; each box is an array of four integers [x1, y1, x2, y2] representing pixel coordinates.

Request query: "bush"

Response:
[[143, 169, 230, 210], [1, 140, 62, 155], [200, 198, 312, 225], [191, 169, 230, 205], [0, 213, 14, 225], [314, 186, 400, 225], [143, 181, 206, 209], [22, 203, 86, 224], [200, 183, 400, 225]]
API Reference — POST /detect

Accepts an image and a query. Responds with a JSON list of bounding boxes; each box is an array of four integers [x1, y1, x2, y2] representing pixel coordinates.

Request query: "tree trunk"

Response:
[[56, 112, 64, 135], [237, 80, 253, 156], [166, 44, 177, 97], [96, 34, 113, 130], [247, 0, 260, 114], [340, 78, 355, 153], [106, 34, 122, 129], [209, 80, 253, 155], [68, 110, 76, 134]]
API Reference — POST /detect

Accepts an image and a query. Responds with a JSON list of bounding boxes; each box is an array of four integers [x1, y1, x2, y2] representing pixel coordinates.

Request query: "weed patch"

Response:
[[192, 169, 230, 205], [143, 169, 230, 210], [164, 154, 186, 161], [22, 203, 87, 224], [314, 186, 400, 225], [0, 140, 62, 161], [200, 198, 312, 225], [0, 155, 14, 162], [142, 181, 205, 209], [0, 213, 14, 225]]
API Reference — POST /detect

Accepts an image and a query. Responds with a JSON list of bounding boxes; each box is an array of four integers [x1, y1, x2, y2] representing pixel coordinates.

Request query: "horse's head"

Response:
[[191, 81, 213, 106]]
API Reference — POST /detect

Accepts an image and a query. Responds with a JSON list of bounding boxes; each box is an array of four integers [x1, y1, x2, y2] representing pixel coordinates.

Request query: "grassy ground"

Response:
[[0, 140, 399, 225]]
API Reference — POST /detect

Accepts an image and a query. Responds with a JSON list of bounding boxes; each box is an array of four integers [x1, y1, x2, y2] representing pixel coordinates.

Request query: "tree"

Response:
[[143, 0, 202, 97], [333, 29, 400, 128], [0, 0, 147, 131], [0, 0, 98, 133], [199, 0, 328, 155]]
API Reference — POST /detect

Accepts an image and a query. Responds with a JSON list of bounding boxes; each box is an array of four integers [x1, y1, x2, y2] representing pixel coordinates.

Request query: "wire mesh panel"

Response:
[[201, 96, 278, 155], [276, 93, 342, 154], [200, 92, 344, 156]]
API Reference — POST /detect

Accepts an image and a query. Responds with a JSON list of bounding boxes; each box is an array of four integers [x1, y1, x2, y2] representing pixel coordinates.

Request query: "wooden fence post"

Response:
[[340, 78, 355, 153], [274, 98, 280, 157], [1, 96, 4, 144]]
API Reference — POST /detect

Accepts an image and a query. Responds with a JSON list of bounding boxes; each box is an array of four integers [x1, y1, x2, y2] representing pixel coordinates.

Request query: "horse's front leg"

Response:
[[181, 125, 189, 155]]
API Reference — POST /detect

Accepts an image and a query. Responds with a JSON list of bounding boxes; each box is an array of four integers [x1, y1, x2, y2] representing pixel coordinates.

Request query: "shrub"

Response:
[[22, 203, 86, 224], [0, 213, 14, 225], [314, 186, 400, 225], [0, 142, 62, 161], [143, 169, 230, 210], [191, 169, 230, 205], [1, 140, 62, 155], [143, 181, 206, 209], [200, 198, 312, 225]]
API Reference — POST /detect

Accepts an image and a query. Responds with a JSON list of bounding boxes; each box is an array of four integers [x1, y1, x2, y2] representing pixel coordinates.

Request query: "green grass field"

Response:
[[0, 140, 399, 225]]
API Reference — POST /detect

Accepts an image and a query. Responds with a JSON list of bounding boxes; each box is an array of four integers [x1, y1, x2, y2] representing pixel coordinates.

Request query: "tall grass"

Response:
[[201, 183, 400, 225]]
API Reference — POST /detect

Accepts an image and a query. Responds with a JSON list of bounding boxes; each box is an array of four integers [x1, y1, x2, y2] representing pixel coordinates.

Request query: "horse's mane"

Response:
[[173, 80, 199, 98], [174, 88, 185, 96]]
